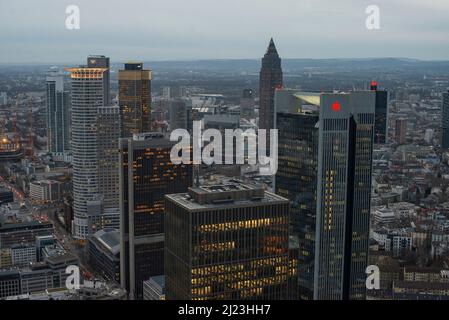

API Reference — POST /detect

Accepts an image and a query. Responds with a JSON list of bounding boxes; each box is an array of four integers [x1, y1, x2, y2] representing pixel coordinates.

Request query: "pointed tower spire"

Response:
[[266, 38, 278, 55]]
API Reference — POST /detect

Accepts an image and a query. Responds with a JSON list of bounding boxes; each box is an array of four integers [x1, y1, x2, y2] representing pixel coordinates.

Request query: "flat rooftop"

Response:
[[166, 178, 288, 211]]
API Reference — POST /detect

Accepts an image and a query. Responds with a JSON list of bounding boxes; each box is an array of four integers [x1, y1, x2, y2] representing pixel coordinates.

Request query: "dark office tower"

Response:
[[395, 118, 407, 144], [46, 70, 71, 155], [442, 91, 449, 149], [165, 178, 290, 300], [259, 38, 283, 132], [87, 55, 111, 105], [276, 112, 318, 300], [370, 81, 389, 144], [118, 62, 152, 138], [119, 133, 192, 300], [240, 89, 255, 120], [275, 90, 376, 300]]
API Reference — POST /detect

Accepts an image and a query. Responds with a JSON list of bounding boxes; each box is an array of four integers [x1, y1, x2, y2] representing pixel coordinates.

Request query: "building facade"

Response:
[[46, 70, 70, 154], [275, 90, 376, 300], [118, 62, 152, 137], [97, 105, 120, 211], [119, 133, 192, 299], [165, 179, 291, 300], [67, 67, 106, 239]]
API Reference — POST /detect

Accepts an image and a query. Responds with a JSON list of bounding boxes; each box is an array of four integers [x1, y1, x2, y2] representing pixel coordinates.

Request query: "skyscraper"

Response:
[[165, 178, 291, 300], [259, 38, 283, 132], [118, 62, 152, 137], [275, 102, 318, 300], [442, 91, 449, 149], [275, 90, 376, 300], [87, 55, 111, 105], [67, 67, 107, 239], [119, 133, 192, 299], [97, 105, 120, 212], [370, 81, 389, 144], [395, 118, 407, 144], [46, 70, 70, 155]]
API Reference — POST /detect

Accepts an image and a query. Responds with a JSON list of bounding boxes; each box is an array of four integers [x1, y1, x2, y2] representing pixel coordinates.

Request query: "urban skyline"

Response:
[[2, 2, 449, 307]]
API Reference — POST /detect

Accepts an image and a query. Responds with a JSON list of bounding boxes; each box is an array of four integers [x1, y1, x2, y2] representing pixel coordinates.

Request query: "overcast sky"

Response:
[[1, 0, 449, 64]]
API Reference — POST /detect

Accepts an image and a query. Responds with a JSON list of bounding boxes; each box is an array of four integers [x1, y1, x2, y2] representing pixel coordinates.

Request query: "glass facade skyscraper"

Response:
[[119, 133, 192, 299], [46, 70, 70, 155], [275, 90, 376, 300], [118, 62, 152, 138]]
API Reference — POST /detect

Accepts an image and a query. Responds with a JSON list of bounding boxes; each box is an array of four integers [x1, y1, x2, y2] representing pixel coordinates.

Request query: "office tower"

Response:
[[240, 89, 255, 120], [87, 55, 111, 105], [46, 70, 70, 154], [276, 103, 318, 300], [165, 178, 290, 300], [275, 90, 376, 300], [169, 99, 188, 131], [97, 105, 120, 211], [118, 62, 152, 137], [259, 38, 283, 132], [442, 91, 449, 149], [119, 133, 192, 299], [67, 67, 105, 239], [370, 81, 389, 144], [395, 118, 407, 144]]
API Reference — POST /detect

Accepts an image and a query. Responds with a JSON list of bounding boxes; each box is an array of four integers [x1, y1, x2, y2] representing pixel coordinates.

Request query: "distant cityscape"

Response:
[[1, 37, 449, 301]]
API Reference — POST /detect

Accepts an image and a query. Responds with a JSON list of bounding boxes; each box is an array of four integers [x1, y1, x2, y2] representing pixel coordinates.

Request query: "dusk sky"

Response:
[[1, 0, 449, 63]]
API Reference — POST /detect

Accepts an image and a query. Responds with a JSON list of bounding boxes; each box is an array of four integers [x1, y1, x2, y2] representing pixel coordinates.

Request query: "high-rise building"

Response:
[[67, 67, 119, 238], [165, 178, 291, 300], [66, 67, 106, 239], [275, 102, 318, 300], [87, 55, 111, 105], [370, 81, 389, 144], [119, 133, 192, 299], [97, 105, 120, 211], [442, 91, 449, 149], [275, 90, 376, 300], [46, 70, 70, 155], [395, 118, 407, 144], [259, 38, 282, 132], [118, 62, 152, 138], [240, 89, 255, 120]]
